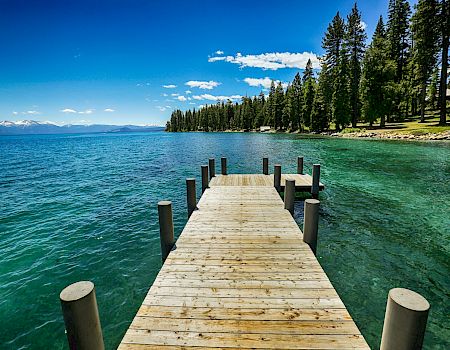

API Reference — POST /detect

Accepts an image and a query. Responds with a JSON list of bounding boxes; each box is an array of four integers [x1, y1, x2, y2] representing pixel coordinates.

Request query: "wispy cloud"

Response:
[[215, 50, 224, 55], [60, 108, 94, 114], [171, 93, 180, 97], [177, 96, 187, 101], [185, 80, 221, 90], [162, 84, 177, 88], [104, 108, 115, 112], [156, 106, 167, 111], [61, 108, 77, 113], [192, 94, 242, 101], [244, 77, 288, 89], [12, 111, 18, 115], [23, 110, 40, 115], [185, 90, 192, 94], [209, 51, 320, 70]]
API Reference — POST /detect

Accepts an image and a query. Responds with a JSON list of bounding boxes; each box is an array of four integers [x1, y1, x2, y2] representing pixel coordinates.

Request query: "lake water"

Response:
[[0, 132, 449, 349]]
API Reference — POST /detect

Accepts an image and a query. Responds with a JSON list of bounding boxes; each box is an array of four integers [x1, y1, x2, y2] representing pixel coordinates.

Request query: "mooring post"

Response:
[[311, 164, 320, 199], [208, 158, 215, 179], [60, 281, 104, 350], [303, 199, 320, 254], [380, 288, 430, 350], [221, 157, 227, 175], [201, 165, 208, 193], [263, 157, 269, 175], [186, 178, 197, 218], [297, 156, 304, 174], [274, 164, 281, 192], [157, 200, 175, 262], [284, 179, 295, 215]]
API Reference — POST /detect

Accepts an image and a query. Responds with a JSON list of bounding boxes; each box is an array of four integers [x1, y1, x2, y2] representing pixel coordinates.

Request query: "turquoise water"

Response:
[[0, 132, 449, 349]]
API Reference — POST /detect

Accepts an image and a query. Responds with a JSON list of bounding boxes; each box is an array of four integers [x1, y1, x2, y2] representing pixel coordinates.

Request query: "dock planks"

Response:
[[119, 178, 368, 349]]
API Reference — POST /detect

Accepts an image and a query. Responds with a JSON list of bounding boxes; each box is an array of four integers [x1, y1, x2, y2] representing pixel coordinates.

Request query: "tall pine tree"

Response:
[[344, 3, 366, 127]]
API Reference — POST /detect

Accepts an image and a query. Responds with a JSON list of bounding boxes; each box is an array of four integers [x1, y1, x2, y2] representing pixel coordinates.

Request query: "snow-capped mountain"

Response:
[[0, 120, 164, 135]]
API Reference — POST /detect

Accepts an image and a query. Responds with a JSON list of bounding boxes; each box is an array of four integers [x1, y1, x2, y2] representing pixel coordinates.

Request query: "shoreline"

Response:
[[327, 130, 450, 141]]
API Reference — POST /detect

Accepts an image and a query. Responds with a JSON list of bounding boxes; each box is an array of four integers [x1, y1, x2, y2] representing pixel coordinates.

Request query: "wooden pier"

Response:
[[118, 166, 369, 349]]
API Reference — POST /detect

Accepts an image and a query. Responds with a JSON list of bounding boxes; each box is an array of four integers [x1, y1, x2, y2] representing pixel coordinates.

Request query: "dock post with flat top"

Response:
[[284, 179, 295, 215], [303, 199, 320, 254], [208, 158, 215, 179], [221, 157, 227, 175], [311, 164, 320, 199], [297, 156, 304, 174], [158, 200, 174, 262], [274, 164, 281, 192], [186, 178, 196, 218], [380, 288, 430, 350], [201, 165, 208, 193], [263, 157, 269, 175], [60, 281, 104, 350]]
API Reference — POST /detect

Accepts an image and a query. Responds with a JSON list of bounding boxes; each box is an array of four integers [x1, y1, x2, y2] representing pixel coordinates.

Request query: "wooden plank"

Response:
[[118, 177, 368, 349]]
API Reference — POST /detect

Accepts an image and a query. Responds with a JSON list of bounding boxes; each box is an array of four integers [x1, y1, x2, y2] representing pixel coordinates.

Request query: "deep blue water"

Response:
[[0, 132, 449, 349]]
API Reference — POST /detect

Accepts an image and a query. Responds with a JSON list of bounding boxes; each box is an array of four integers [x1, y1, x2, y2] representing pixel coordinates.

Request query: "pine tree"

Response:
[[438, 0, 449, 125], [322, 12, 346, 71], [311, 70, 330, 132], [302, 61, 316, 127], [345, 3, 367, 127], [332, 48, 351, 130], [428, 69, 439, 110], [274, 82, 285, 130], [360, 16, 397, 127], [411, 0, 440, 122], [291, 72, 303, 131]]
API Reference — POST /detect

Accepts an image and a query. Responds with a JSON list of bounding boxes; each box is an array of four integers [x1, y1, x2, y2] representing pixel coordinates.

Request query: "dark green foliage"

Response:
[[360, 16, 397, 127], [411, 0, 440, 121], [345, 3, 367, 127]]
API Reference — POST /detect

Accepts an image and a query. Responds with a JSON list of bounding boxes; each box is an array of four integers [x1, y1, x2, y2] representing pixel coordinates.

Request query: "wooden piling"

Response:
[[303, 199, 320, 254], [274, 164, 281, 192], [60, 281, 104, 350], [208, 158, 215, 179], [221, 157, 227, 175], [297, 156, 304, 174], [157, 200, 175, 262], [186, 178, 196, 218], [380, 288, 430, 350], [201, 165, 208, 193], [312, 164, 321, 199], [263, 157, 269, 175], [284, 179, 295, 215]]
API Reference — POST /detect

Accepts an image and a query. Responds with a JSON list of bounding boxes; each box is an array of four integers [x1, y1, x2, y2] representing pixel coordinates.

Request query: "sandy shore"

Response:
[[326, 130, 450, 141]]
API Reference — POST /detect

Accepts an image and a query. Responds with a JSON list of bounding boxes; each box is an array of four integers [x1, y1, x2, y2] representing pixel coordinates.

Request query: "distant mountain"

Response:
[[0, 120, 165, 135]]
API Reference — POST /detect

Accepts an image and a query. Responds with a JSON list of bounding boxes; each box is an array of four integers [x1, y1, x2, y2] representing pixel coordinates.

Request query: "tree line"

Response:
[[166, 0, 449, 132]]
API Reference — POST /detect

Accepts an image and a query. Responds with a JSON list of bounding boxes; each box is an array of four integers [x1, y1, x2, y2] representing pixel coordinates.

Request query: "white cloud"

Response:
[[360, 21, 367, 30], [165, 105, 172, 109], [171, 93, 180, 96], [156, 106, 167, 111], [208, 51, 320, 70], [12, 111, 18, 115], [185, 90, 192, 94], [244, 77, 289, 89], [24, 110, 40, 115], [215, 50, 224, 55], [61, 108, 77, 113], [162, 93, 168, 97], [192, 94, 242, 101], [185, 80, 221, 90], [177, 96, 187, 101], [104, 108, 115, 112], [189, 102, 196, 105], [162, 84, 177, 88], [78, 109, 94, 114], [61, 108, 94, 114]]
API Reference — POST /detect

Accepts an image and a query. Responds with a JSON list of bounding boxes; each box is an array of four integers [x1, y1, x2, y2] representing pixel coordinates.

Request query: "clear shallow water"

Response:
[[0, 132, 449, 349]]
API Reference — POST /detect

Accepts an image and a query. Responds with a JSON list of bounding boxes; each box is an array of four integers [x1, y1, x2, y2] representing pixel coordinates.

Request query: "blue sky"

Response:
[[0, 0, 415, 126]]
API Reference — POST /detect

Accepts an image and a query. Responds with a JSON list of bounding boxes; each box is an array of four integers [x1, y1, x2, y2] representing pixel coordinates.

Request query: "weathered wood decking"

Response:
[[119, 174, 368, 349], [209, 174, 325, 192]]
